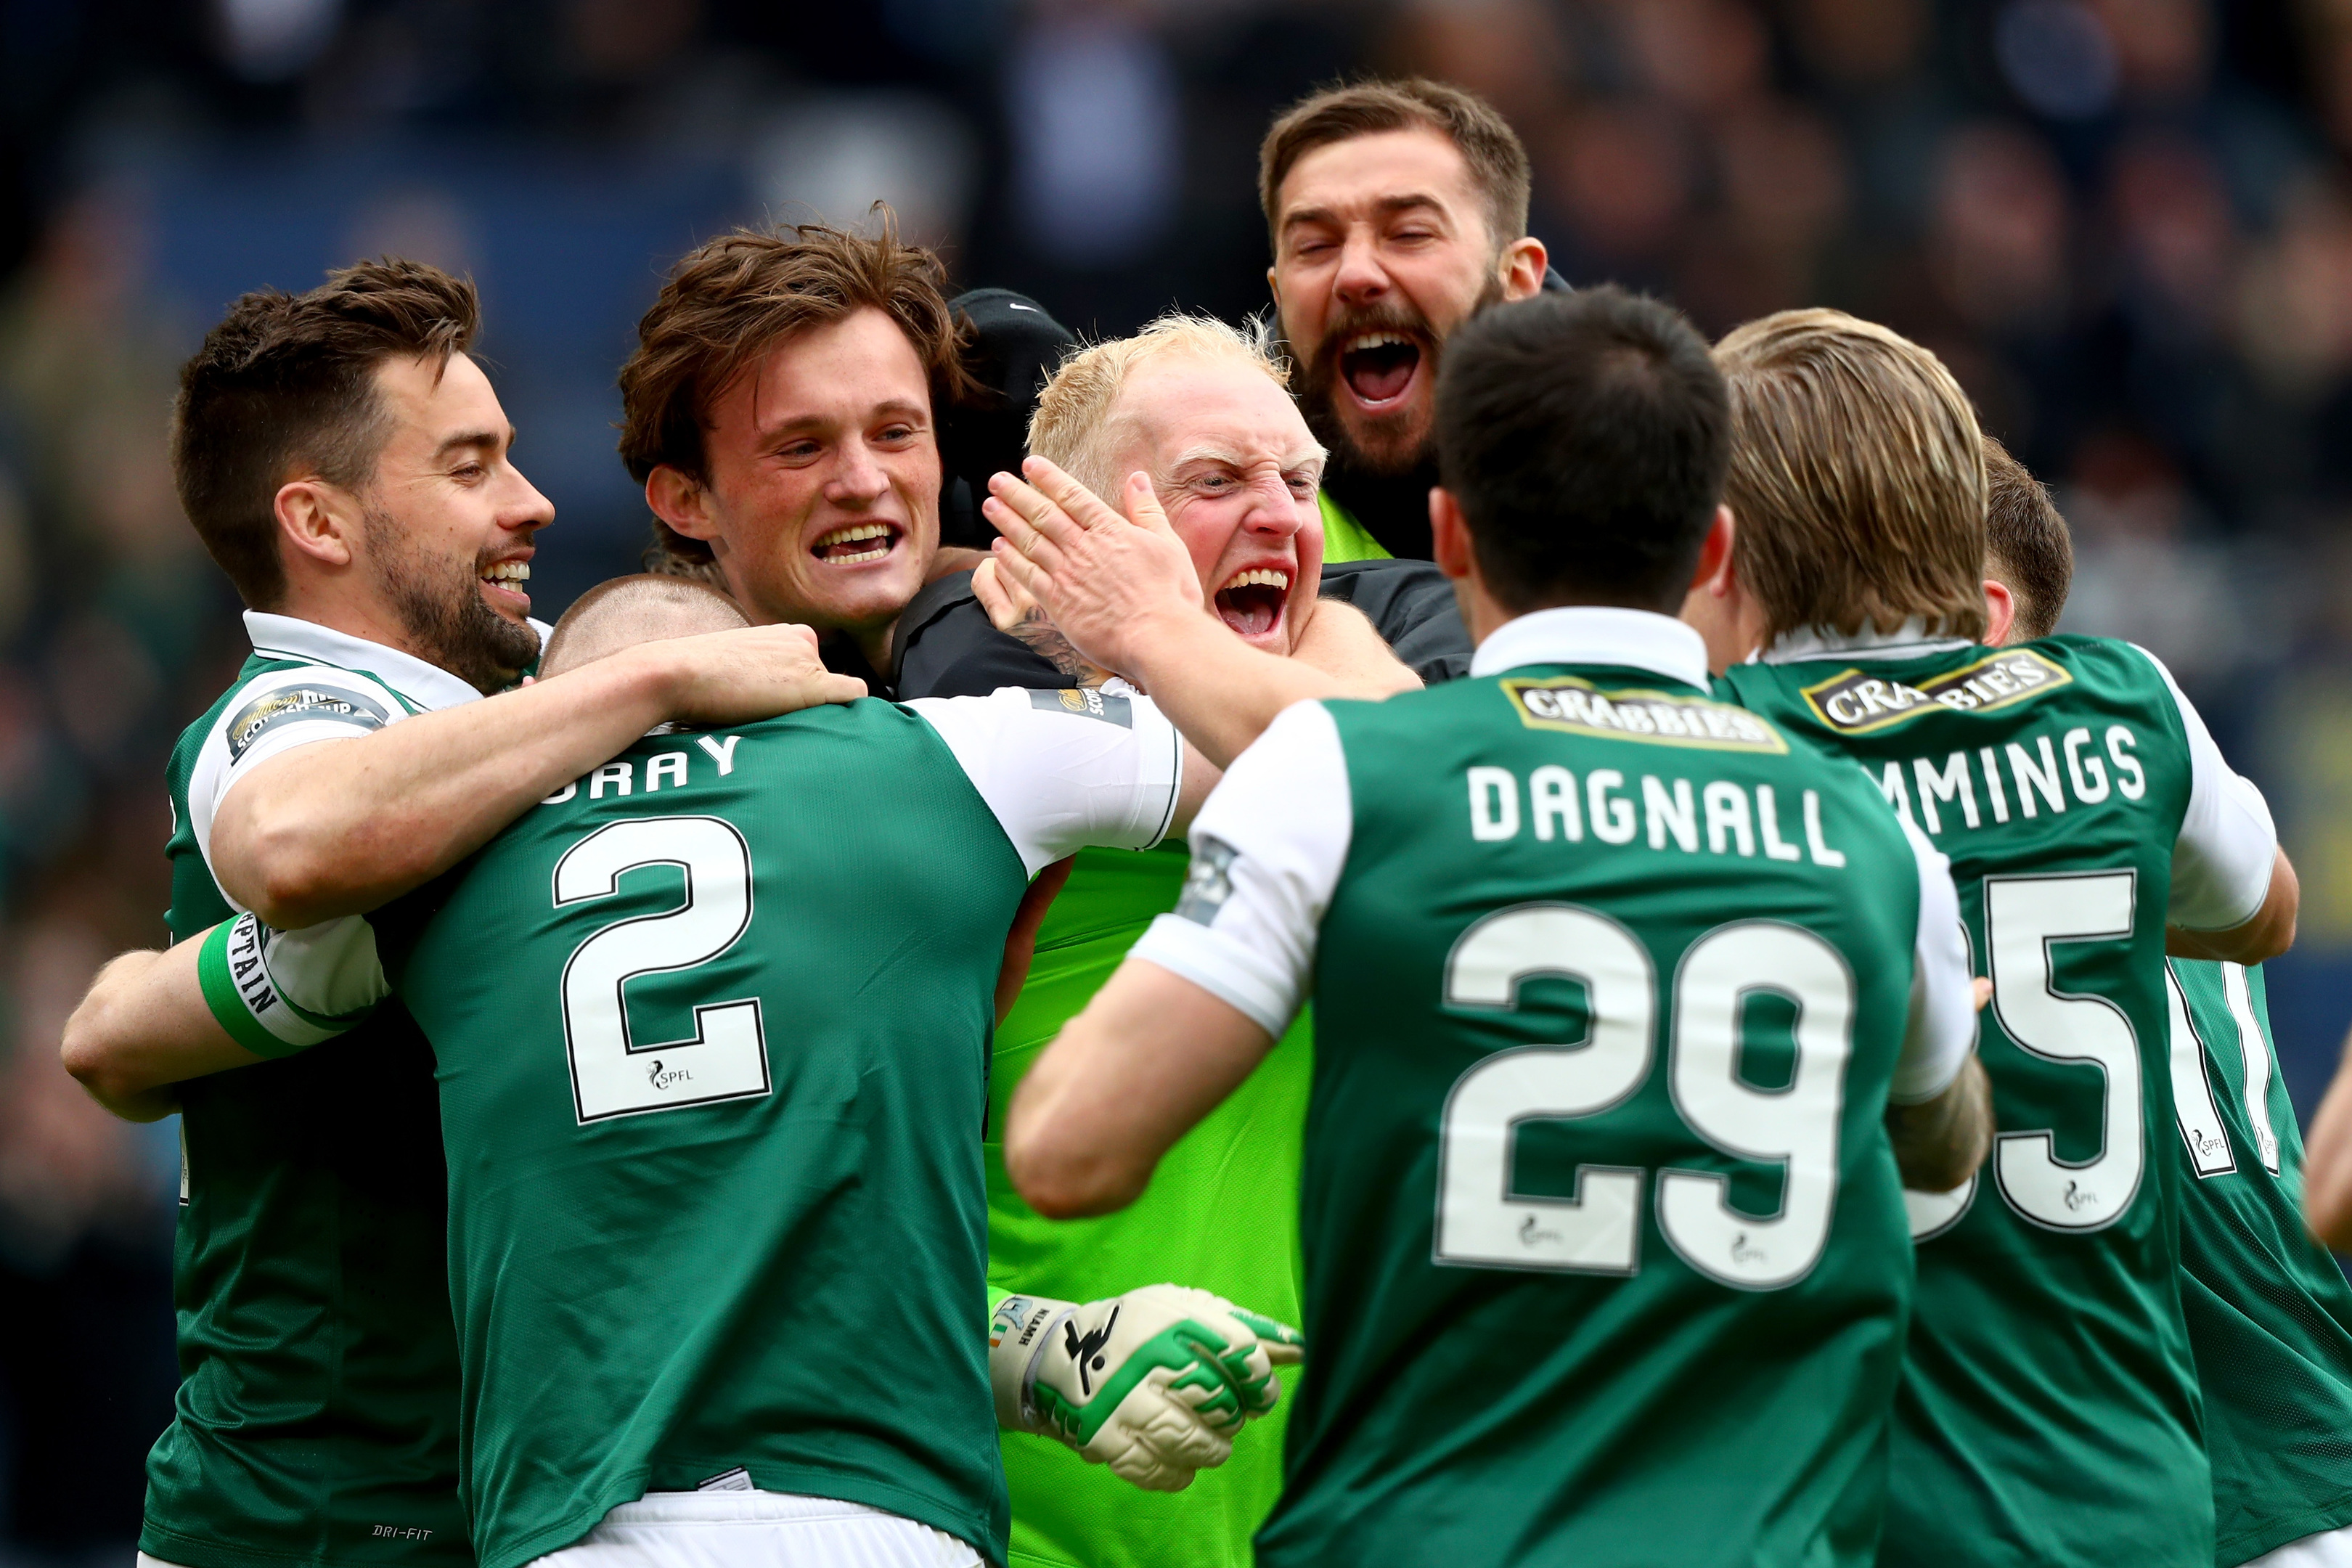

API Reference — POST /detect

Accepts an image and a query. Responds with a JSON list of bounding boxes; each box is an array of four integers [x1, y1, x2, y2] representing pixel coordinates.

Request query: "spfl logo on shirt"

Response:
[[225, 683, 392, 759], [1798, 648, 2072, 737], [1032, 687, 1132, 727]]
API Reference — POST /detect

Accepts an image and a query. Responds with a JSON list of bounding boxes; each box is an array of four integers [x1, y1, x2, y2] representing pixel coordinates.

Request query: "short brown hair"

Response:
[[619, 215, 971, 576], [540, 573, 748, 677], [1715, 309, 1988, 642], [172, 258, 478, 608], [1983, 436, 2073, 640], [1259, 78, 1531, 253]]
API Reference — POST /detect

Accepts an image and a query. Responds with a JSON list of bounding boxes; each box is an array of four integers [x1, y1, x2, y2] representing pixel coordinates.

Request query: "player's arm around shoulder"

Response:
[[1883, 815, 1994, 1193], [212, 624, 860, 929]]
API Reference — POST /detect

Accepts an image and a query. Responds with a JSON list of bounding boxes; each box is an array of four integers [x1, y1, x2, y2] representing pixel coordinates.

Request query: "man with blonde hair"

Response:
[[939, 309, 1421, 1568], [1694, 309, 2298, 1568]]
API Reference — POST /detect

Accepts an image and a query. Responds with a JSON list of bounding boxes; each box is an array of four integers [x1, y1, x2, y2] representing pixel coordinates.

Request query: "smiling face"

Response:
[[1271, 126, 1516, 475], [359, 351, 551, 692], [684, 306, 940, 646], [1102, 354, 1326, 654]]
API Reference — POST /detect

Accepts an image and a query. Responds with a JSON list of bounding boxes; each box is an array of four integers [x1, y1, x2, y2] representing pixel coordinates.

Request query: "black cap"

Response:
[[938, 288, 1076, 549]]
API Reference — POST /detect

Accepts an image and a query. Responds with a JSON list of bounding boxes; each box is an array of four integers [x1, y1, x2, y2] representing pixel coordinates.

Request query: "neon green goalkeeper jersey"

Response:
[[2168, 960, 2352, 1566], [1721, 629, 2282, 1568], [979, 522, 1400, 1568], [203, 690, 1183, 1568], [987, 846, 1310, 1568]]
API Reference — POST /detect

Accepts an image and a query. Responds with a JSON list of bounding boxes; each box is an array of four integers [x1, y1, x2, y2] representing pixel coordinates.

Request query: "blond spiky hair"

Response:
[[1027, 311, 1293, 499]]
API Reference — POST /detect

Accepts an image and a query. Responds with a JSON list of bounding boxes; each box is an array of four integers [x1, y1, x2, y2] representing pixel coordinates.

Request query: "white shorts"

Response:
[[139, 1556, 195, 1568], [526, 1488, 981, 1568], [2243, 1522, 2352, 1568]]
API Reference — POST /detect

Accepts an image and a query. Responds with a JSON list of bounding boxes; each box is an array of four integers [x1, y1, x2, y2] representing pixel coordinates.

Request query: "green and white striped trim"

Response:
[[197, 912, 364, 1059]]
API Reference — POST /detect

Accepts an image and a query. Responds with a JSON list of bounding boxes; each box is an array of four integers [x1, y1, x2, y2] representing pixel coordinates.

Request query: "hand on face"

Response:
[[984, 459, 1204, 682]]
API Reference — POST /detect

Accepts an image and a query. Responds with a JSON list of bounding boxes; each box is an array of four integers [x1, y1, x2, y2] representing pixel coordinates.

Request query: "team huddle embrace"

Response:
[[53, 74, 2352, 1568]]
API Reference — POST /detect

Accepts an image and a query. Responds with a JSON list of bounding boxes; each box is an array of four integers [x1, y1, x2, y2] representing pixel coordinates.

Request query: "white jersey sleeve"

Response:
[[904, 685, 1184, 877], [2131, 645, 2279, 930], [185, 663, 412, 887], [1127, 701, 1351, 1038], [1891, 814, 1980, 1104], [183, 664, 412, 1053], [200, 910, 389, 1059]]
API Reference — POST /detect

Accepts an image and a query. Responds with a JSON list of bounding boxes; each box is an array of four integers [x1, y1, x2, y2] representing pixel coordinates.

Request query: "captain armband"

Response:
[[197, 912, 376, 1059]]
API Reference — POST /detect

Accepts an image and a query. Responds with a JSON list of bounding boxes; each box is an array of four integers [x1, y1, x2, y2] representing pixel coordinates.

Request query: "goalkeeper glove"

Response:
[[989, 1284, 1304, 1492]]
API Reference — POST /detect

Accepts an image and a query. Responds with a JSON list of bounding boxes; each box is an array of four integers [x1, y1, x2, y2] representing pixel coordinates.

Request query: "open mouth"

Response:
[[1214, 568, 1291, 640], [811, 522, 902, 565], [1339, 331, 1424, 409], [481, 560, 531, 608]]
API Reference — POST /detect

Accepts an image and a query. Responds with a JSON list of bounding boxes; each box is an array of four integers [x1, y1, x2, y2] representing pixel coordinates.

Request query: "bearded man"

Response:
[[1259, 77, 1564, 565]]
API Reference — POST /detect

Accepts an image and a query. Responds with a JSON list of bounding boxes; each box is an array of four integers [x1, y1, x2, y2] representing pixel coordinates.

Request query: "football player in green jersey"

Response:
[[59, 261, 858, 1568], [1683, 309, 2298, 1568], [957, 314, 1416, 1568], [992, 286, 1992, 1568], [97, 569, 1353, 1568], [1980, 441, 2352, 1568]]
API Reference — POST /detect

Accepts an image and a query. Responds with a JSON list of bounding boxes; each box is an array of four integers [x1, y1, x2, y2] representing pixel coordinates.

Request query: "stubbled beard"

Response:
[[1294, 274, 1508, 477], [362, 508, 541, 693]]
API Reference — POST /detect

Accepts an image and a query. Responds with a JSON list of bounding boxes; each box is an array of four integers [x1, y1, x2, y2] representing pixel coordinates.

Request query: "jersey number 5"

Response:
[[1911, 870, 2147, 1239], [555, 817, 772, 1123], [1434, 905, 1854, 1291]]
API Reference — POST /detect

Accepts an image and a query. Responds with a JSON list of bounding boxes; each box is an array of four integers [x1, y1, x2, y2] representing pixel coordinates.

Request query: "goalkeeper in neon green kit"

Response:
[[965, 311, 1420, 1567]]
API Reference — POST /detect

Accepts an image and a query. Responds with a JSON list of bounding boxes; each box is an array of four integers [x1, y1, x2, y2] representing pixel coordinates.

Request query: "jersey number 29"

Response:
[[1434, 905, 1854, 1291]]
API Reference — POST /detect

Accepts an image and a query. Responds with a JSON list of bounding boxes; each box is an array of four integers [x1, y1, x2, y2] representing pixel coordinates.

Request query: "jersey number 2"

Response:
[[1434, 906, 1854, 1291], [555, 817, 771, 1123]]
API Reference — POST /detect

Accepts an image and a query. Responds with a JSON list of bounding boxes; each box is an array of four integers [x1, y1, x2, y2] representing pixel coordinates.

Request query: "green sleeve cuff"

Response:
[[197, 915, 348, 1059]]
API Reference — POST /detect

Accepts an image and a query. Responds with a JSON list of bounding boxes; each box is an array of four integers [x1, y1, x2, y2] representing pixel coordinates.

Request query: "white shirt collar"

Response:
[[1469, 605, 1712, 689], [1757, 618, 1976, 666], [243, 611, 487, 714]]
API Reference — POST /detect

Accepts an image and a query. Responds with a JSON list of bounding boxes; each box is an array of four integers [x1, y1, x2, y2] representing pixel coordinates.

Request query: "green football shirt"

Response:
[[2168, 960, 2352, 1566], [206, 688, 1183, 1568], [1722, 629, 2282, 1568], [980, 513, 1392, 1568], [1134, 608, 1981, 1568], [148, 611, 481, 1568]]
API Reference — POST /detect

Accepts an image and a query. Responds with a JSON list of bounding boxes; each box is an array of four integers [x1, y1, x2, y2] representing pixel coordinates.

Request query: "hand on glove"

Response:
[[989, 1284, 1304, 1492]]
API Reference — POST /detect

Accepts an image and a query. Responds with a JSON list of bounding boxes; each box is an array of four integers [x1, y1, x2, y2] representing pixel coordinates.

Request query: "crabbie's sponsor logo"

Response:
[[225, 682, 391, 759], [1800, 649, 2072, 736], [1502, 678, 1787, 753], [1031, 687, 1133, 727]]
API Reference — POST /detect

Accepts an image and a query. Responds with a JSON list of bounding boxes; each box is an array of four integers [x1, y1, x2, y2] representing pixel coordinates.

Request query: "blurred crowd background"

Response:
[[1, 0, 2349, 1559]]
